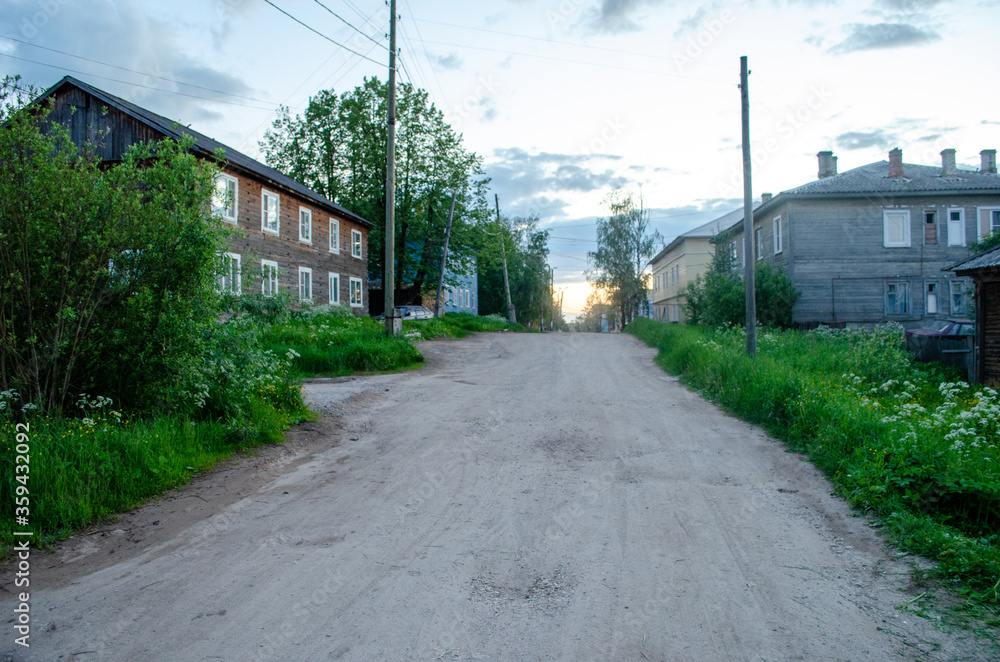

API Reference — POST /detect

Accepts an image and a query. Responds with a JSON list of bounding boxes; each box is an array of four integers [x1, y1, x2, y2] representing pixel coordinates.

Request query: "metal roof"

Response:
[[650, 204, 755, 264], [36, 76, 374, 228], [950, 246, 1000, 273]]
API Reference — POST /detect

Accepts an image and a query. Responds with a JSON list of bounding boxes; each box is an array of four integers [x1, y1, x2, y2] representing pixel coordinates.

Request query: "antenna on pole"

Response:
[[383, 0, 399, 335], [740, 55, 757, 358]]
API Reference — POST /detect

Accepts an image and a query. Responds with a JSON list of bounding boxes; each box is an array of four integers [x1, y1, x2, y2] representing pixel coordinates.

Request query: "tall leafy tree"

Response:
[[477, 215, 553, 328]]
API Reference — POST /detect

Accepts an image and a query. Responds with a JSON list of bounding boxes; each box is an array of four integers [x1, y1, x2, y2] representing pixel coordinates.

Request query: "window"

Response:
[[351, 229, 363, 259], [329, 218, 340, 253], [329, 272, 340, 304], [262, 190, 280, 235], [261, 260, 278, 297], [299, 267, 312, 302], [773, 216, 782, 254], [883, 210, 910, 247], [299, 207, 312, 244], [885, 281, 910, 315], [947, 208, 965, 246], [212, 174, 238, 222], [350, 277, 363, 308], [730, 242, 738, 268], [950, 280, 969, 315], [755, 228, 763, 260], [979, 207, 1000, 239], [926, 282, 938, 315], [924, 211, 937, 245], [219, 253, 241, 294]]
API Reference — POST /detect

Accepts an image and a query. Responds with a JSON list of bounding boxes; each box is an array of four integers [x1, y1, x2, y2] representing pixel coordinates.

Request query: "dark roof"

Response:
[[950, 246, 1000, 274], [36, 76, 374, 228], [650, 204, 756, 264], [753, 159, 1000, 220]]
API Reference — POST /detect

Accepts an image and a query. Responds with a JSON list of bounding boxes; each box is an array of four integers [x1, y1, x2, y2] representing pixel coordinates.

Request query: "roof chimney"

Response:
[[888, 148, 904, 178], [761, 192, 772, 203], [941, 148, 957, 176], [817, 151, 837, 178], [981, 149, 997, 174]]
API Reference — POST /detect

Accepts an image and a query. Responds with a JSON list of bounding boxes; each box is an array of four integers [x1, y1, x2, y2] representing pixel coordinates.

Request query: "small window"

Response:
[[926, 282, 938, 315], [976, 207, 1000, 239], [219, 253, 241, 294], [950, 280, 969, 315], [299, 267, 312, 302], [349, 277, 363, 307], [947, 208, 965, 246], [883, 210, 910, 247], [773, 216, 782, 254], [730, 242, 738, 268], [754, 228, 763, 260], [261, 260, 279, 297], [262, 190, 280, 235], [213, 174, 238, 222], [351, 229, 363, 259], [886, 281, 910, 315], [329, 272, 340, 304], [924, 211, 937, 245], [329, 218, 340, 253], [299, 207, 312, 244]]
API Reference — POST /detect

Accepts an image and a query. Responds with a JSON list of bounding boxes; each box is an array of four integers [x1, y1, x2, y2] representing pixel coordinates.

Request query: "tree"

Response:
[[0, 82, 229, 414], [260, 77, 491, 305], [477, 215, 553, 328], [587, 189, 662, 327], [579, 289, 616, 332]]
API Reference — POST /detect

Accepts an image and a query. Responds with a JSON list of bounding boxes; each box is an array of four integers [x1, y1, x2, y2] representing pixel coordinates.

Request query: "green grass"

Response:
[[403, 312, 527, 340], [627, 318, 999, 608]]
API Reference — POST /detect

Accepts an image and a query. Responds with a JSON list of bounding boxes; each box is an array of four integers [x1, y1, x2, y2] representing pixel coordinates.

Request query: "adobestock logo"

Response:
[[19, 0, 72, 39]]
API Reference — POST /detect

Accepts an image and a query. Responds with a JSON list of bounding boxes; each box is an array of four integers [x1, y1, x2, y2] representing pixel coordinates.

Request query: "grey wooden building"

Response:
[[951, 246, 1000, 384], [721, 148, 1000, 327]]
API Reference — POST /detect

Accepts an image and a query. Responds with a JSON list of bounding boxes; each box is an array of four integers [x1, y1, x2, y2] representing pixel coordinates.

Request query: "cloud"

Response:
[[875, 0, 949, 10], [829, 22, 941, 54], [835, 130, 898, 150], [428, 52, 463, 70], [673, 5, 711, 38], [588, 0, 667, 34]]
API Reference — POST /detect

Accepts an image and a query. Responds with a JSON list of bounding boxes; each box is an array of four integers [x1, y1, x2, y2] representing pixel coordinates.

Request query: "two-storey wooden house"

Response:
[[36, 76, 373, 312]]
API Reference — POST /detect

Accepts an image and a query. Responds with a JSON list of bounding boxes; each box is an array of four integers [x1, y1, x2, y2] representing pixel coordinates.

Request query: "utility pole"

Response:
[[740, 55, 757, 358], [383, 0, 399, 336], [434, 192, 456, 318], [495, 194, 516, 324]]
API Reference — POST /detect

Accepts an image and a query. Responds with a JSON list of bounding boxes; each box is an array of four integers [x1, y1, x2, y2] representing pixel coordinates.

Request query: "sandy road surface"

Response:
[[2, 332, 994, 661]]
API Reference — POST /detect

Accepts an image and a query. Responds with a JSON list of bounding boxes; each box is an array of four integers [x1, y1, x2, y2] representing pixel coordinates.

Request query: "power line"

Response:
[[262, 0, 384, 67], [398, 6, 450, 106], [311, 0, 388, 51]]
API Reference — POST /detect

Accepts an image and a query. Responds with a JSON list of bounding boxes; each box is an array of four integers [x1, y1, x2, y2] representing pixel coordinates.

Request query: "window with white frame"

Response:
[[299, 207, 312, 244], [885, 281, 909, 315], [730, 241, 738, 268], [773, 216, 782, 254], [947, 208, 965, 246], [262, 190, 280, 235], [212, 174, 238, 222], [755, 228, 763, 260], [926, 282, 939, 315], [883, 210, 910, 247], [219, 253, 241, 294], [299, 267, 312, 302], [350, 277, 363, 307], [950, 280, 969, 315], [351, 229, 362, 259], [261, 260, 278, 297], [328, 272, 340, 304], [329, 218, 340, 253], [980, 207, 1000, 238]]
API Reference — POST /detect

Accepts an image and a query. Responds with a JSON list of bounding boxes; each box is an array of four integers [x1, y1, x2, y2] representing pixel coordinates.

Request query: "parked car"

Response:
[[904, 319, 974, 340], [373, 305, 435, 321]]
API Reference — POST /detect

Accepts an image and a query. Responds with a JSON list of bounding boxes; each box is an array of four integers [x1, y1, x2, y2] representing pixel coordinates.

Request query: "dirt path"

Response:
[[2, 332, 994, 661]]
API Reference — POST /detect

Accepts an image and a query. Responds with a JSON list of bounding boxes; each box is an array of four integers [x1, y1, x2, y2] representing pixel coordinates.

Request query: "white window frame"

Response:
[[329, 218, 340, 254], [299, 267, 312, 303], [885, 281, 910, 315], [754, 228, 763, 260], [262, 189, 280, 235], [947, 207, 965, 247], [883, 209, 911, 248], [926, 281, 939, 315], [950, 279, 969, 316], [219, 252, 241, 295], [979, 206, 1000, 239], [212, 174, 238, 223], [261, 259, 279, 297], [772, 216, 782, 254], [328, 272, 340, 304], [349, 277, 363, 308], [730, 242, 738, 268], [351, 229, 363, 259], [299, 207, 312, 244]]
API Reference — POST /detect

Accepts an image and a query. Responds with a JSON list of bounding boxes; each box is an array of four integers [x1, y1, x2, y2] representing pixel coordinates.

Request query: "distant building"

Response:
[[951, 246, 1000, 384], [424, 257, 479, 315]]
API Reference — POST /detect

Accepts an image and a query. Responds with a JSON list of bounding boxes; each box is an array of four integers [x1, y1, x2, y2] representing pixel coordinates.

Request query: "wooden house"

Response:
[[951, 246, 1000, 384]]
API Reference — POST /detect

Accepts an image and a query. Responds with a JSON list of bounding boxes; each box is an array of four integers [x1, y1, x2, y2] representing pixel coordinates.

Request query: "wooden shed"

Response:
[[951, 246, 1000, 384]]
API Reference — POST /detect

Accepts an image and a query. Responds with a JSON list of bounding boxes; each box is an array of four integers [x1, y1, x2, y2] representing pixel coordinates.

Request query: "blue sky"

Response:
[[2, 0, 998, 315]]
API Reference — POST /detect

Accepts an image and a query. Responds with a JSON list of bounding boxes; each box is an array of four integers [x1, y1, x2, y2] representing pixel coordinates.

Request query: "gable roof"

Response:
[[950, 246, 1000, 274], [650, 204, 756, 265], [35, 76, 374, 228]]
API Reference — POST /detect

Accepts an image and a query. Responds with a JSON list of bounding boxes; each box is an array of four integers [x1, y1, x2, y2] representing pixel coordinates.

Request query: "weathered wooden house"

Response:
[[720, 148, 1000, 327], [951, 246, 1000, 384], [35, 76, 373, 312]]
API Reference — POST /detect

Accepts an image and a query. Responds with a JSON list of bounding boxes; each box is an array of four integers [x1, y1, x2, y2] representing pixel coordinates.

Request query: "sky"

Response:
[[2, 0, 999, 318]]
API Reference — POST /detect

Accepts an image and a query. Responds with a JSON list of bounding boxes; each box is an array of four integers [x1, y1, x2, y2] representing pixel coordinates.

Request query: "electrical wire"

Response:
[[311, 0, 388, 50], [263, 0, 384, 67]]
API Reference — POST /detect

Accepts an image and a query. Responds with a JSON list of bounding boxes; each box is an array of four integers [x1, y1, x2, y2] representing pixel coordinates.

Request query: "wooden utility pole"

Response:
[[495, 194, 516, 324], [740, 55, 757, 358], [383, 0, 398, 335], [434, 192, 457, 318]]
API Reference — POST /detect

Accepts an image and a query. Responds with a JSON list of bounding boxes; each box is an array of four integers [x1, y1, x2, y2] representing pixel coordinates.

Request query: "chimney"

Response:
[[981, 149, 997, 174], [888, 148, 904, 178], [761, 192, 772, 203], [817, 151, 837, 178], [941, 149, 957, 176]]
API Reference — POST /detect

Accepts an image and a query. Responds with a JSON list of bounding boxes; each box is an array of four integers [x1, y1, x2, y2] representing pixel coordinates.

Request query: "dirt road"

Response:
[[2, 332, 993, 661]]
